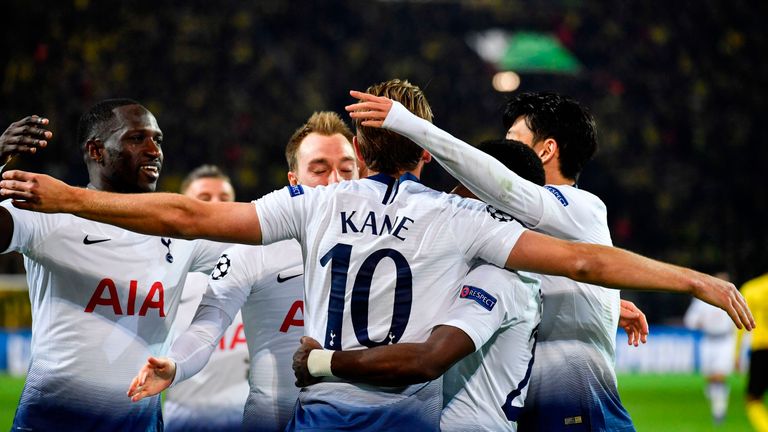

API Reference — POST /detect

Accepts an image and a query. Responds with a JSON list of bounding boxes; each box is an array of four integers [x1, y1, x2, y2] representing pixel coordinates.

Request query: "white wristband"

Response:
[[307, 349, 334, 377]]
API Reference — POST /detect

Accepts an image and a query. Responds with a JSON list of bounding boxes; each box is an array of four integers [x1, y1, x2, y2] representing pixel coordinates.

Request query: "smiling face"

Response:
[[95, 105, 164, 193], [288, 132, 357, 187]]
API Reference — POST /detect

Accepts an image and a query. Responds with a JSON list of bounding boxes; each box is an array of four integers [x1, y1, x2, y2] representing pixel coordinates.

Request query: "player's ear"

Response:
[[421, 150, 432, 164], [287, 171, 299, 186], [538, 138, 558, 164], [86, 138, 104, 164]]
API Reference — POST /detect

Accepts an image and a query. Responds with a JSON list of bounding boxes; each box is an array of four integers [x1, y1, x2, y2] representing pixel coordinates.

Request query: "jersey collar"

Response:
[[367, 172, 421, 185]]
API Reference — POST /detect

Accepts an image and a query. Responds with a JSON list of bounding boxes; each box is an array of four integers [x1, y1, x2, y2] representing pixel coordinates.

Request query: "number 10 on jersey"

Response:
[[321, 243, 413, 350]]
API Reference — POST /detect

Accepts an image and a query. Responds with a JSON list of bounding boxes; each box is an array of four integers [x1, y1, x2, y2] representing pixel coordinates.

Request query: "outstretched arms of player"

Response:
[[0, 170, 263, 244], [505, 230, 754, 330], [0, 116, 53, 252], [293, 325, 475, 387], [127, 303, 233, 402]]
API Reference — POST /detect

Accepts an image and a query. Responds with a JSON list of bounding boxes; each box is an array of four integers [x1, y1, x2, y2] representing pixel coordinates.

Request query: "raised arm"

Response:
[[347, 91, 570, 236], [0, 170, 262, 244], [505, 230, 754, 330], [293, 325, 474, 387], [0, 116, 53, 251]]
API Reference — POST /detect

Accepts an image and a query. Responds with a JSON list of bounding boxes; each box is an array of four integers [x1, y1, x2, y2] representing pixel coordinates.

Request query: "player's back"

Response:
[[255, 173, 525, 431]]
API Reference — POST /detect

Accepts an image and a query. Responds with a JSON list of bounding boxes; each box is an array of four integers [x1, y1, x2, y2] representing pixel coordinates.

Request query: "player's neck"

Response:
[[367, 167, 422, 180], [544, 166, 575, 186]]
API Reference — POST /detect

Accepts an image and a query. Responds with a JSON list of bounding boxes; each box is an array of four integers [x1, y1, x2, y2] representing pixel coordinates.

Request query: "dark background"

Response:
[[2, 0, 766, 323]]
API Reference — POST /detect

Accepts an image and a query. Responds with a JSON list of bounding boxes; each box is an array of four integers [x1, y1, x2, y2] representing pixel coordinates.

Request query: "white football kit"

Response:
[[440, 264, 542, 432], [684, 298, 736, 375], [254, 175, 526, 431], [163, 272, 249, 432], [1, 201, 226, 432], [383, 102, 633, 431], [167, 240, 304, 432]]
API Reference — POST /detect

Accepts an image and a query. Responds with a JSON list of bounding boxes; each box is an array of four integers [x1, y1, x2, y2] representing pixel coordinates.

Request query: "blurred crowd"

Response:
[[1, 0, 765, 321]]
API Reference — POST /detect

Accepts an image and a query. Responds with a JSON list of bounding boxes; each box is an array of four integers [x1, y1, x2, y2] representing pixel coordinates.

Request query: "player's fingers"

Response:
[[349, 90, 390, 104], [361, 120, 385, 128], [2, 170, 36, 182], [127, 376, 140, 396], [736, 291, 755, 330], [8, 125, 52, 140], [345, 103, 390, 115]]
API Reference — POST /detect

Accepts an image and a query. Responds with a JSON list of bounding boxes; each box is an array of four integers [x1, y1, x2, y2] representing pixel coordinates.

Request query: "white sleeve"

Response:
[[168, 303, 233, 384], [198, 244, 259, 321], [188, 240, 232, 273], [253, 186, 309, 245], [439, 266, 512, 351], [449, 198, 525, 268], [383, 102, 602, 242], [382, 102, 546, 226], [1, 200, 54, 255]]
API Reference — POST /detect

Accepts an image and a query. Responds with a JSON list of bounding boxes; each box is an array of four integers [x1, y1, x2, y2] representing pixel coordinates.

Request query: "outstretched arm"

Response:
[[505, 230, 754, 330], [293, 325, 475, 387], [0, 171, 262, 244], [127, 303, 233, 402]]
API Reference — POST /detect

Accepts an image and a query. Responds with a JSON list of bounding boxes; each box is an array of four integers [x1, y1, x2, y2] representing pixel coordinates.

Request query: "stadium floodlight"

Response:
[[492, 71, 521, 92]]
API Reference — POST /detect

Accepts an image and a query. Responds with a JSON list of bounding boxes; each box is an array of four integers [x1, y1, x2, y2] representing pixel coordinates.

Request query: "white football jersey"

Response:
[[199, 240, 304, 432], [1, 201, 226, 431], [164, 272, 250, 431], [440, 265, 541, 432], [382, 104, 631, 430], [254, 176, 526, 430]]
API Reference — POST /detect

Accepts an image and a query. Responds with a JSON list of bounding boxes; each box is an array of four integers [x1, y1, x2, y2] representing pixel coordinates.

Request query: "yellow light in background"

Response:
[[492, 71, 521, 92]]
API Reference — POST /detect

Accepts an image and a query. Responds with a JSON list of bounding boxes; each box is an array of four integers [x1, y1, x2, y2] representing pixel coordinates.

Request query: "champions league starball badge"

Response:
[[485, 205, 514, 222], [211, 254, 231, 280]]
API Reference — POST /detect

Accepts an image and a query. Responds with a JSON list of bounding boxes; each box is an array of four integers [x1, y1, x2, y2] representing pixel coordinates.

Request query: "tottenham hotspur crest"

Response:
[[211, 254, 231, 280], [486, 205, 514, 222]]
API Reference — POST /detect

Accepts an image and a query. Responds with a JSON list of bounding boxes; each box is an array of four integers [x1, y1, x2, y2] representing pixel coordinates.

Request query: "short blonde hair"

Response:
[[354, 79, 433, 175], [285, 111, 354, 171]]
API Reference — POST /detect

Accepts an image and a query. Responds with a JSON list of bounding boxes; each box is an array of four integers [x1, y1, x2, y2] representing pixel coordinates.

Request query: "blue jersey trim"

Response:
[[544, 186, 569, 206], [288, 184, 305, 197]]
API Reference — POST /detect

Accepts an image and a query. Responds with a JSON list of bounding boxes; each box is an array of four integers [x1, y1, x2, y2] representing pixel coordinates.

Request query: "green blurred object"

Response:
[[499, 32, 581, 74]]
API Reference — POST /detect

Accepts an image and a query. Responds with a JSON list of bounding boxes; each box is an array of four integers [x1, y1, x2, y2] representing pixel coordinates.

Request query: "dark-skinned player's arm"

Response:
[[505, 230, 754, 331], [0, 115, 53, 251], [0, 171, 262, 245], [293, 325, 474, 388]]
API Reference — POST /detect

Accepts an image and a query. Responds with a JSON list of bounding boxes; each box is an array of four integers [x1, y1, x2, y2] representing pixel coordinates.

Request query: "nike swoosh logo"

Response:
[[83, 235, 111, 245], [277, 273, 303, 283]]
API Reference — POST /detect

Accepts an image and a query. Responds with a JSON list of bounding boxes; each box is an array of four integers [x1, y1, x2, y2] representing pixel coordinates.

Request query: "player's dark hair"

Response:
[[354, 79, 433, 175], [503, 92, 597, 181], [476, 139, 546, 186], [180, 164, 232, 195], [76, 98, 143, 151]]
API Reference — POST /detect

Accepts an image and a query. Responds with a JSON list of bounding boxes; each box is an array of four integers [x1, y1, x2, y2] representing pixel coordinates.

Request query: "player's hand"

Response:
[[293, 336, 323, 387], [618, 299, 648, 347], [0, 116, 52, 164], [0, 170, 78, 213], [127, 356, 176, 402], [345, 90, 393, 128], [691, 272, 755, 331]]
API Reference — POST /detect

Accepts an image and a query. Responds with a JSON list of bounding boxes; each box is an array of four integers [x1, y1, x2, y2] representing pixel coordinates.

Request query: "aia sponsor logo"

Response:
[[84, 279, 166, 317]]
